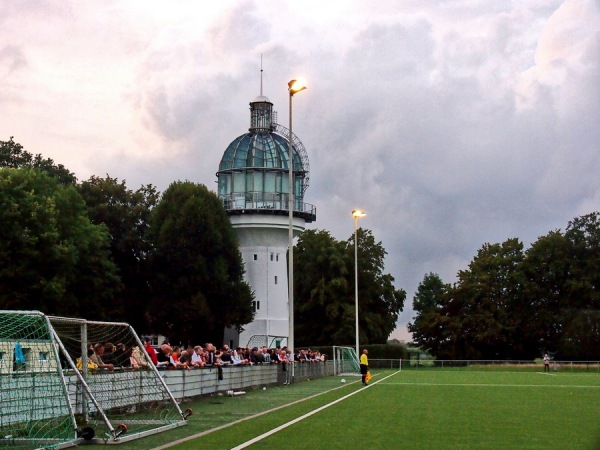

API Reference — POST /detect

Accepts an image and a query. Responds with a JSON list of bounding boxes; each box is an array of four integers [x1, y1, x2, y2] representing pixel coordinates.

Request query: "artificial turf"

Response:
[[111, 369, 600, 450]]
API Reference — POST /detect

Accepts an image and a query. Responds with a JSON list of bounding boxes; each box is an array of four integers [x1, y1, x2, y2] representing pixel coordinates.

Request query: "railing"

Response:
[[368, 359, 600, 372], [161, 361, 333, 399], [222, 193, 316, 219]]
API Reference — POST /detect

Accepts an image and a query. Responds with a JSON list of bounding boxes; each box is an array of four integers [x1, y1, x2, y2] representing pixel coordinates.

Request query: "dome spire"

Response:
[[249, 56, 274, 132]]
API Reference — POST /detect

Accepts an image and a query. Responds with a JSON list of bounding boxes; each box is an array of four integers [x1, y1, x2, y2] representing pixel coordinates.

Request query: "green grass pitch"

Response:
[[115, 368, 600, 450]]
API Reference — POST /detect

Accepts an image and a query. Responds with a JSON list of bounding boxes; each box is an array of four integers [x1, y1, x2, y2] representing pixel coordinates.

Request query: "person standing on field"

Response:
[[360, 349, 369, 386], [543, 353, 550, 372]]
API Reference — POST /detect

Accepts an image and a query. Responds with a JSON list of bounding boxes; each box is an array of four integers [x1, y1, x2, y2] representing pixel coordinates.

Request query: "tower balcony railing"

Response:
[[221, 192, 316, 222]]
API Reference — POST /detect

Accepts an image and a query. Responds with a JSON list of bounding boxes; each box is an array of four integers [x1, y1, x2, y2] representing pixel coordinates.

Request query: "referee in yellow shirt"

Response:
[[360, 349, 369, 386]]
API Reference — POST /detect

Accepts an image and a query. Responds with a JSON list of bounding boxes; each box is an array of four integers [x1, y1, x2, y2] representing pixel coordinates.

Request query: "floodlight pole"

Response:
[[288, 79, 306, 380], [353, 209, 366, 358]]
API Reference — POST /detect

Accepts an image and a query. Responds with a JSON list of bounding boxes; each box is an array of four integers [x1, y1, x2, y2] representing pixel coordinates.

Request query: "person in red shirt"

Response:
[[144, 337, 158, 366]]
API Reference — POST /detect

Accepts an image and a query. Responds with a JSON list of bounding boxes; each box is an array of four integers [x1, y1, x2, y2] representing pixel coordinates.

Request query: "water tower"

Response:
[[217, 91, 315, 348]]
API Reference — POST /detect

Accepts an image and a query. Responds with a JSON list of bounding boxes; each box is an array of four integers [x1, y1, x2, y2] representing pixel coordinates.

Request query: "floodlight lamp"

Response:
[[288, 79, 307, 95], [352, 210, 366, 218]]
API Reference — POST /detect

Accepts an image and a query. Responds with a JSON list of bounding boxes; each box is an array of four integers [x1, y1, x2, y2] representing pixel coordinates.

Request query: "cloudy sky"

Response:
[[2, 0, 599, 341]]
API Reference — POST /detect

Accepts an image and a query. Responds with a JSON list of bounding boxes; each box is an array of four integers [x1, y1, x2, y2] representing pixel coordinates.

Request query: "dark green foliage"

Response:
[[294, 230, 352, 345], [0, 168, 119, 318], [294, 228, 405, 346], [362, 343, 408, 359], [410, 212, 600, 360], [77, 175, 159, 331], [147, 181, 254, 345], [1, 137, 76, 185], [407, 273, 450, 358]]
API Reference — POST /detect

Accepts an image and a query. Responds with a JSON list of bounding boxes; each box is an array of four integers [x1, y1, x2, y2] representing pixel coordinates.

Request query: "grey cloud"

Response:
[[0, 45, 28, 74]]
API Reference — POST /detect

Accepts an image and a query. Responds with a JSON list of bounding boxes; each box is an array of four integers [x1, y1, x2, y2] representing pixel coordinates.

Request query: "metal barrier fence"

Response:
[[368, 359, 600, 372], [161, 361, 334, 400]]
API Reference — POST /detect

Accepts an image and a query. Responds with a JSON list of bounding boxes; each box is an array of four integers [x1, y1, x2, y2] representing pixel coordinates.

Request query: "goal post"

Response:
[[0, 311, 77, 449], [0, 310, 188, 449], [332, 346, 361, 376]]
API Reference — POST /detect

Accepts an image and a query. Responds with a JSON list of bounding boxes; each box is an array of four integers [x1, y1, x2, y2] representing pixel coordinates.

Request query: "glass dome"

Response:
[[216, 97, 315, 222]]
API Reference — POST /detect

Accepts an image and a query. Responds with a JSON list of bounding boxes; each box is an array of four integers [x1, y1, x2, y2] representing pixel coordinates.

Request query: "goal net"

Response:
[[332, 346, 360, 376], [0, 310, 188, 449]]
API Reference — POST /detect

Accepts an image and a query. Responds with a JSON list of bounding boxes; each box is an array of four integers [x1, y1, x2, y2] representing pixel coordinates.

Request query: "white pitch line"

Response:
[[151, 377, 362, 450], [231, 371, 401, 450], [383, 382, 600, 388]]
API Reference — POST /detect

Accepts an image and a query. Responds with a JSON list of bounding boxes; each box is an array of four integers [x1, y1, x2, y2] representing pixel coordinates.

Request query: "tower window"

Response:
[[253, 301, 261, 312], [253, 254, 258, 261], [274, 276, 278, 285], [276, 253, 279, 261], [270, 253, 274, 261]]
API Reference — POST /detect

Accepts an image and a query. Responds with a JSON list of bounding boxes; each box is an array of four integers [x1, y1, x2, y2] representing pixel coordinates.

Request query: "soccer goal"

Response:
[[332, 346, 361, 376], [0, 310, 189, 449]]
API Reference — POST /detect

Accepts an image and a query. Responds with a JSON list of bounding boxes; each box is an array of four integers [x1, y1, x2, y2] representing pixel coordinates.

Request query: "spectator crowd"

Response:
[[77, 337, 327, 373]]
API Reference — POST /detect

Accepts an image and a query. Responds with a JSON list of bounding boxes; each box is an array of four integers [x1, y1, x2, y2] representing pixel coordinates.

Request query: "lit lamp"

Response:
[[288, 79, 306, 377], [352, 209, 366, 358]]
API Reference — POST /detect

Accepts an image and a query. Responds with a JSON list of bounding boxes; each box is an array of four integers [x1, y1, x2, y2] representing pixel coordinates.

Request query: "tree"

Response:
[[407, 273, 450, 357], [147, 181, 253, 345], [442, 239, 525, 359], [293, 228, 405, 346], [408, 212, 600, 361], [294, 230, 353, 345], [1, 137, 76, 185], [522, 230, 571, 357], [78, 175, 159, 331], [0, 168, 120, 318], [561, 213, 600, 359], [349, 228, 406, 344]]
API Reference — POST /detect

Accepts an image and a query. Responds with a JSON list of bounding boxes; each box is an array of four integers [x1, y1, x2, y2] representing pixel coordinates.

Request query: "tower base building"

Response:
[[218, 93, 315, 349]]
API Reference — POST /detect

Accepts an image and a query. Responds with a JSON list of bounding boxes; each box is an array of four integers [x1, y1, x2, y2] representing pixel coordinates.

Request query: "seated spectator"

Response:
[[274, 349, 287, 364], [220, 345, 233, 365], [102, 342, 116, 366], [269, 348, 279, 363], [144, 337, 158, 366], [261, 346, 271, 363], [250, 347, 264, 365], [242, 347, 251, 361], [89, 343, 114, 370], [127, 347, 140, 369], [204, 343, 220, 366], [156, 344, 173, 368], [191, 346, 205, 367], [76, 348, 99, 370], [296, 349, 307, 363], [179, 345, 195, 366], [231, 347, 249, 365], [169, 347, 189, 369], [131, 346, 148, 368], [113, 343, 130, 367]]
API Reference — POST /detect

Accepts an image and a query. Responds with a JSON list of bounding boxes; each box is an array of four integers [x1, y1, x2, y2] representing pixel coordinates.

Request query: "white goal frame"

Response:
[[0, 310, 188, 449]]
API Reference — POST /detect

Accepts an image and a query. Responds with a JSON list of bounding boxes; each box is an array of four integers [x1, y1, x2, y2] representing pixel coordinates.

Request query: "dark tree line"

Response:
[[409, 213, 600, 360], [1, 137, 405, 347], [1, 137, 253, 345], [294, 229, 406, 346]]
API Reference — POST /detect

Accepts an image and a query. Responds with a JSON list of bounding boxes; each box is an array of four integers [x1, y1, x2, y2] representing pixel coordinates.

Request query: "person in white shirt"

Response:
[[191, 346, 205, 367]]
